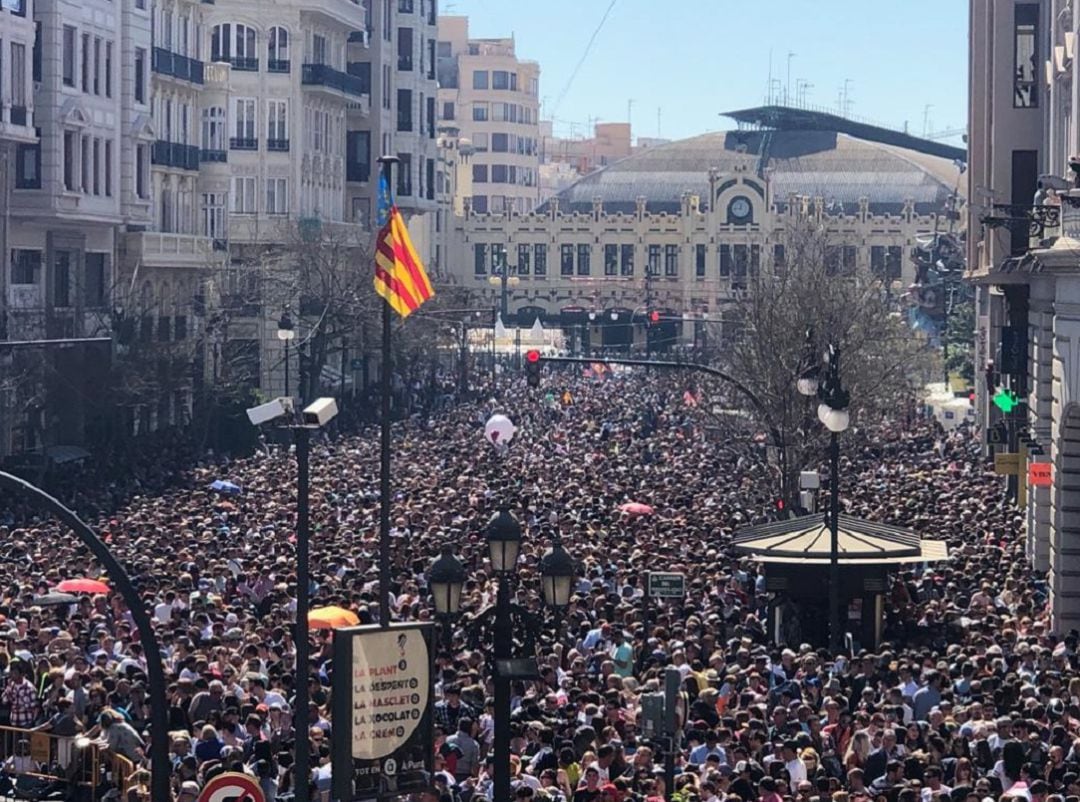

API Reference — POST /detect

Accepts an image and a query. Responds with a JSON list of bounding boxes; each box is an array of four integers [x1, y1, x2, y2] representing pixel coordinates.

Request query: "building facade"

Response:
[[966, 0, 1080, 632], [436, 15, 540, 215], [449, 125, 963, 353]]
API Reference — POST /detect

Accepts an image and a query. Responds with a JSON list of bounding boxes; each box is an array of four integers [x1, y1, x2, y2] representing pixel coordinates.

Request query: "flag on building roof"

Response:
[[374, 172, 434, 318]]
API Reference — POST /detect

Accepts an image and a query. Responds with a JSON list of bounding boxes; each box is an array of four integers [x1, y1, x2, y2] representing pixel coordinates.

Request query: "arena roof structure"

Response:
[[545, 106, 966, 217]]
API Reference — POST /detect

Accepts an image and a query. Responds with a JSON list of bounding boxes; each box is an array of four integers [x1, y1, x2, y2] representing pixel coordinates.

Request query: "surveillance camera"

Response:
[[303, 398, 338, 427], [246, 397, 294, 426]]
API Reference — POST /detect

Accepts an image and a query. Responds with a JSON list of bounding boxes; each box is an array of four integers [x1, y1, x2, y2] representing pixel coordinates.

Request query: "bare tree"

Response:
[[717, 219, 933, 499]]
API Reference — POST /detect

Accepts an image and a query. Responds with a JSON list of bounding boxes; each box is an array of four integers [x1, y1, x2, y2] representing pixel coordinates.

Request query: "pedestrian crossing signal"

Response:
[[526, 350, 541, 387]]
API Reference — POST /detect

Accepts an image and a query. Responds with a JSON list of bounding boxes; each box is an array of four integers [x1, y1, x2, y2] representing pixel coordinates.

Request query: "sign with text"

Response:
[[994, 452, 1020, 475], [648, 572, 686, 598], [1030, 462, 1052, 487], [333, 623, 434, 801]]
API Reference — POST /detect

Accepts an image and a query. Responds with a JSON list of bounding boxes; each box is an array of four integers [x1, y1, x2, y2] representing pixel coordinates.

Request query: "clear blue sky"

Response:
[[441, 0, 968, 144]]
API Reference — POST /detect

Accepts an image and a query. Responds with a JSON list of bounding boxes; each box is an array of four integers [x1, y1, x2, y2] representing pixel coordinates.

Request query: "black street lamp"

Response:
[[428, 545, 466, 649], [277, 311, 296, 399], [427, 508, 576, 802], [797, 337, 850, 653]]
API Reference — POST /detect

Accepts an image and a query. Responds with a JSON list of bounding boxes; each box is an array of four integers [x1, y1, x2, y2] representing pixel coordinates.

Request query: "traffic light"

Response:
[[649, 310, 660, 325], [526, 349, 541, 387]]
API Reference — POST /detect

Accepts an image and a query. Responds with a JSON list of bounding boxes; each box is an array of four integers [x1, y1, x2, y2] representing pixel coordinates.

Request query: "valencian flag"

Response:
[[374, 173, 434, 317]]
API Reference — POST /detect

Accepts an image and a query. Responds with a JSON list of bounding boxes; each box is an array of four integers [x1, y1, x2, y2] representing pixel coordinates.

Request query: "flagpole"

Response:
[[377, 155, 398, 629]]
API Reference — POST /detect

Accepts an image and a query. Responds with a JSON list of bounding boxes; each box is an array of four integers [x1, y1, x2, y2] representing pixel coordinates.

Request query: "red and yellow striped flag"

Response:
[[373, 205, 434, 318]]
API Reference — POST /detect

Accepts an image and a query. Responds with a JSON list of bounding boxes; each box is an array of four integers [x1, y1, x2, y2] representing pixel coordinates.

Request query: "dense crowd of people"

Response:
[[0, 366, 1052, 802]]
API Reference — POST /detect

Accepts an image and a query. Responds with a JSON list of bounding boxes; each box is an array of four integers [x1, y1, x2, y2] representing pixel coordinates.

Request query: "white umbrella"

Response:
[[529, 318, 544, 343]]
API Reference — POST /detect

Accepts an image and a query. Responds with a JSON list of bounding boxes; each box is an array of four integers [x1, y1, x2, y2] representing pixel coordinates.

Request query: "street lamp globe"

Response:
[[817, 402, 832, 425], [796, 376, 819, 397], [277, 312, 296, 341], [486, 508, 522, 574], [822, 407, 850, 433], [610, 311, 619, 321], [428, 545, 466, 617], [539, 543, 576, 609]]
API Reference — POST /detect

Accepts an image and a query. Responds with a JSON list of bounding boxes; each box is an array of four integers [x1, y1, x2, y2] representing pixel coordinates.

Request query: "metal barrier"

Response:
[[0, 724, 141, 798]]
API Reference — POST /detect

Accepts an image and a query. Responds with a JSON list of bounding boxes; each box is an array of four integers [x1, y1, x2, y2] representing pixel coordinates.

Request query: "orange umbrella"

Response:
[[56, 578, 111, 594], [618, 502, 654, 516], [308, 606, 359, 630]]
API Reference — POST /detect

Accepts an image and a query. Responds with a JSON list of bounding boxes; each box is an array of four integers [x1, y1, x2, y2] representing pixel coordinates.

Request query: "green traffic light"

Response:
[[992, 388, 1019, 413]]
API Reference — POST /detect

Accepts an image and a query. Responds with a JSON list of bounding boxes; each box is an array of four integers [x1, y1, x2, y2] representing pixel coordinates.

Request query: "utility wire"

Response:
[[549, 0, 619, 119]]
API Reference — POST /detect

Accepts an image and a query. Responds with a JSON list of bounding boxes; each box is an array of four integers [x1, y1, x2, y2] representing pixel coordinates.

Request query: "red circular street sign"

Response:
[[198, 772, 265, 802], [526, 349, 541, 362]]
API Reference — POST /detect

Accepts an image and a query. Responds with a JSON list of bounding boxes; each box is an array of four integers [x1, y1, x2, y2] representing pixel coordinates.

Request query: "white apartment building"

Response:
[[965, 0, 1080, 632], [436, 15, 540, 216]]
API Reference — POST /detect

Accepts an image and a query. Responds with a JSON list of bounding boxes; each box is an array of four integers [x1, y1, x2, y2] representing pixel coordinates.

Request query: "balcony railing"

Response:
[[301, 63, 368, 99], [151, 140, 200, 171], [267, 138, 290, 152], [152, 47, 205, 84], [201, 149, 227, 163], [228, 56, 258, 72], [268, 59, 290, 73], [981, 203, 1061, 255], [229, 137, 257, 150]]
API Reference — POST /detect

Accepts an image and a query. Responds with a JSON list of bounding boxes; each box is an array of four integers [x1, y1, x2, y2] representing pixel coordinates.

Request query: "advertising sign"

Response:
[[648, 572, 686, 598], [333, 623, 434, 801], [1030, 462, 1052, 487]]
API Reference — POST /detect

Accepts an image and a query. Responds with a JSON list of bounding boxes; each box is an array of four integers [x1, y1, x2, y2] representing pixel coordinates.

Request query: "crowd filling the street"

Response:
[[0, 366, 1052, 802]]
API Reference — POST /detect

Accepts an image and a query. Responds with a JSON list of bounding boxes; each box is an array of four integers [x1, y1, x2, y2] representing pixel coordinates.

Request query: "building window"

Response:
[[1014, 4, 1039, 108], [534, 243, 547, 276], [427, 95, 435, 138], [232, 98, 256, 146], [473, 70, 488, 89], [840, 245, 856, 275], [618, 244, 633, 276], [32, 21, 41, 82], [695, 244, 706, 278], [62, 25, 76, 86], [80, 32, 90, 91], [63, 131, 76, 191], [104, 140, 112, 196], [11, 42, 26, 113], [472, 102, 488, 122], [474, 243, 487, 275], [442, 101, 455, 120], [397, 88, 413, 131], [576, 244, 591, 276], [203, 106, 226, 151], [719, 244, 731, 277], [84, 253, 106, 308], [773, 243, 786, 275], [492, 133, 508, 153], [10, 249, 40, 285], [266, 177, 288, 214], [492, 70, 512, 89], [397, 27, 413, 70], [604, 244, 618, 276], [472, 164, 488, 183], [398, 0, 414, 11], [733, 245, 748, 282], [134, 47, 146, 103], [471, 195, 487, 213], [202, 193, 226, 239], [267, 99, 288, 147], [80, 135, 90, 194], [93, 37, 101, 95], [517, 243, 531, 275], [15, 142, 39, 188], [136, 144, 148, 198], [664, 244, 678, 277], [490, 243, 507, 272], [105, 42, 112, 97], [560, 244, 574, 276], [231, 176, 256, 213], [92, 138, 101, 195], [53, 251, 72, 308], [397, 153, 412, 196], [268, 27, 289, 71], [647, 245, 660, 277], [491, 165, 508, 183], [346, 130, 371, 182]]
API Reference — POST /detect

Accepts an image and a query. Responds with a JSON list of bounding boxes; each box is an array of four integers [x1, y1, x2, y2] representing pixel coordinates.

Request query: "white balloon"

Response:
[[484, 414, 516, 446]]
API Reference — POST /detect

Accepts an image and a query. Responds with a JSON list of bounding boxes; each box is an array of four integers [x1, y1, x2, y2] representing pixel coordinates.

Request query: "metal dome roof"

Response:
[[545, 129, 963, 216]]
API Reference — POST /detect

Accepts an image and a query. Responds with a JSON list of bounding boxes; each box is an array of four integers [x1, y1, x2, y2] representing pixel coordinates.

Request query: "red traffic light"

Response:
[[526, 350, 541, 363], [649, 311, 660, 324], [775, 498, 785, 511]]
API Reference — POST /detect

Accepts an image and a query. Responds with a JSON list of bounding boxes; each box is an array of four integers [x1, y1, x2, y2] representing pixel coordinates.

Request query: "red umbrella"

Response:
[[618, 502, 654, 516], [55, 578, 111, 594]]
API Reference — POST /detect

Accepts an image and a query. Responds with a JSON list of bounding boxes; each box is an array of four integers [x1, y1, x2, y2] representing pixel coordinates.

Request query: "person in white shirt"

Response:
[[781, 742, 807, 785]]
